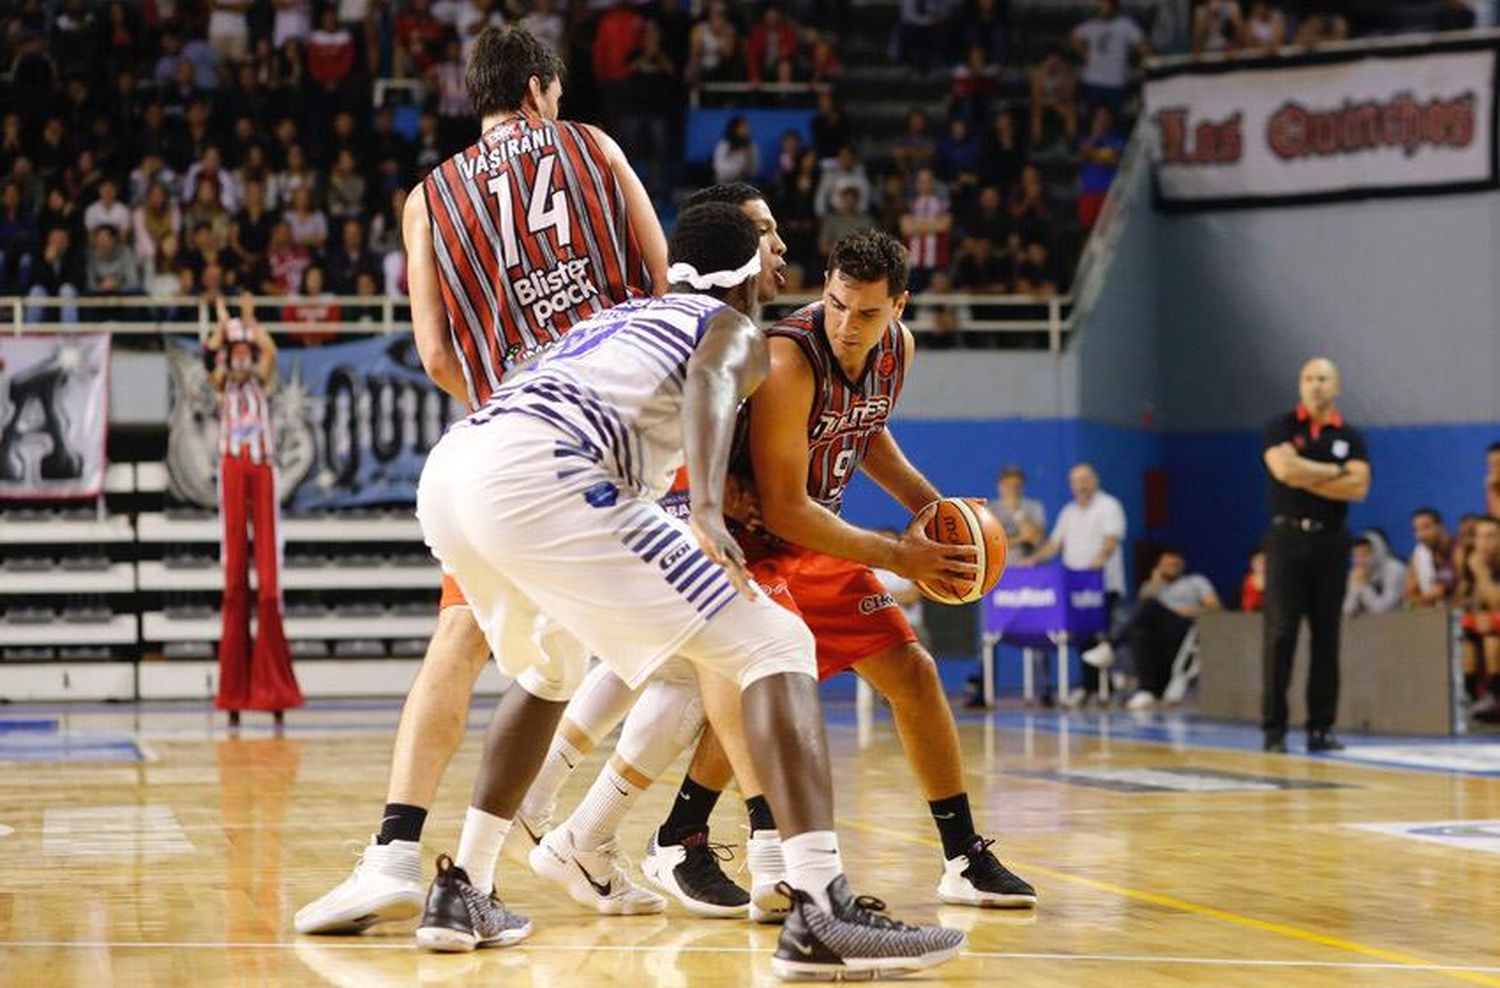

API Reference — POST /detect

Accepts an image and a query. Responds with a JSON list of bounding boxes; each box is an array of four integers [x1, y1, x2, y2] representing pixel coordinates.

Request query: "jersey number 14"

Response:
[[487, 155, 573, 269]]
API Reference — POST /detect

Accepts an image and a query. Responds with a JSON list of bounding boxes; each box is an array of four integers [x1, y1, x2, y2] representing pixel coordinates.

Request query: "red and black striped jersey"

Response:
[[422, 116, 649, 409], [737, 302, 908, 516]]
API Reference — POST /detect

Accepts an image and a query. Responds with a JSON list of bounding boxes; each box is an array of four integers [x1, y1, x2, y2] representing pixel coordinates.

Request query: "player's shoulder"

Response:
[[768, 300, 823, 336]]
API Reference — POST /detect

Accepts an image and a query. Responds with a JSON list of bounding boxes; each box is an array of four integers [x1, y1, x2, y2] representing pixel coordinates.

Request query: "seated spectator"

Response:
[[85, 223, 140, 295], [308, 7, 356, 90], [432, 37, 471, 149], [1293, 6, 1349, 45], [899, 167, 952, 292], [130, 153, 179, 209], [950, 44, 1001, 124], [895, 0, 951, 76], [774, 132, 805, 185], [874, 173, 908, 237], [273, 144, 318, 207], [936, 117, 983, 193], [283, 186, 329, 252], [1193, 0, 1246, 56], [522, 0, 567, 57], [231, 180, 277, 274], [184, 221, 242, 290], [1245, 1, 1287, 50], [326, 218, 378, 295], [687, 0, 741, 86], [986, 465, 1046, 555], [131, 181, 180, 264], [1009, 163, 1051, 248], [1406, 508, 1458, 608], [209, 0, 252, 62], [1014, 241, 1057, 296], [185, 176, 232, 247], [1486, 441, 1500, 517], [747, 4, 798, 87], [814, 147, 872, 217], [1343, 530, 1406, 615], [325, 149, 366, 221], [952, 235, 1009, 292], [414, 112, 446, 176], [1242, 548, 1266, 611], [25, 227, 82, 323], [368, 187, 407, 259], [817, 185, 873, 263], [1437, 0, 1477, 31], [1460, 516, 1500, 718], [234, 146, 274, 209], [808, 30, 843, 84], [146, 233, 184, 304], [38, 186, 81, 243], [892, 110, 938, 176], [713, 116, 759, 184], [1455, 513, 1481, 589], [394, 0, 445, 77], [0, 181, 38, 292], [983, 110, 1028, 192], [958, 184, 1012, 248], [775, 148, 821, 274], [256, 219, 312, 295], [283, 264, 341, 346], [83, 177, 131, 237], [811, 89, 849, 161], [1084, 547, 1221, 709], [1072, 0, 1149, 118], [1077, 107, 1125, 230]]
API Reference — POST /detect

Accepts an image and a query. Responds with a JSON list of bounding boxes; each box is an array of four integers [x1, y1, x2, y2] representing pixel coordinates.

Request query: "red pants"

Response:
[[217, 451, 303, 712]]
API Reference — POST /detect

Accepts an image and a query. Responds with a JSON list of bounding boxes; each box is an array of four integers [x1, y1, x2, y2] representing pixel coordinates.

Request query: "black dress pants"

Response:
[[1261, 525, 1349, 738]]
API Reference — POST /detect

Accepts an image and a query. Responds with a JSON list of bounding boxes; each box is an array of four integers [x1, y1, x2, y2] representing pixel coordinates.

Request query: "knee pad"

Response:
[[616, 675, 706, 779], [560, 660, 644, 743]]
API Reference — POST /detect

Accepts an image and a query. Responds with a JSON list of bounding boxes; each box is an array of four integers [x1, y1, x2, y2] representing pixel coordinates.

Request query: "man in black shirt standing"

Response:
[[1261, 358, 1371, 753]]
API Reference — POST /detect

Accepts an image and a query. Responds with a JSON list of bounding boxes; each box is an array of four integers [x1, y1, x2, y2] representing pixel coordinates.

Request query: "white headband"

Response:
[[667, 253, 762, 291]]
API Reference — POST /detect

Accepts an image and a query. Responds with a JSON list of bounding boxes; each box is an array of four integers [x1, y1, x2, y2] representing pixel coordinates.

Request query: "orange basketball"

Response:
[[914, 498, 1009, 605]]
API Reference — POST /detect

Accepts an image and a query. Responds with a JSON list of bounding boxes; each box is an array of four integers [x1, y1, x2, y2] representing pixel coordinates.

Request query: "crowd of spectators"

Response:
[[1189, 0, 1482, 57]]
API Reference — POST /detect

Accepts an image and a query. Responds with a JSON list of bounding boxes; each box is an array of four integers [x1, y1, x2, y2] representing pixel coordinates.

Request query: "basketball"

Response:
[[914, 498, 1008, 605]]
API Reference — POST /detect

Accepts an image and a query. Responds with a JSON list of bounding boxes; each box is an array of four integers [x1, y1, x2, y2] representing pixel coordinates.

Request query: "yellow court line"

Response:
[[837, 817, 1500, 988]]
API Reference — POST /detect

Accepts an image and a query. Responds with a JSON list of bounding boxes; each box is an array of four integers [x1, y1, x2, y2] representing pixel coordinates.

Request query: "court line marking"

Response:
[[5, 940, 1500, 974], [837, 817, 1500, 988]]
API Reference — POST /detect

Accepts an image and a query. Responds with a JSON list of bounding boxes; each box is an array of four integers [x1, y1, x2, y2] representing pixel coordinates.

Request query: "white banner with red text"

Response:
[[1144, 39, 1499, 209], [0, 334, 110, 499]]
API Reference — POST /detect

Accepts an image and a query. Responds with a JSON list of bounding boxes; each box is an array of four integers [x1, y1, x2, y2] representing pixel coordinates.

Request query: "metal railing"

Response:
[[690, 80, 832, 108], [4, 292, 1075, 350]]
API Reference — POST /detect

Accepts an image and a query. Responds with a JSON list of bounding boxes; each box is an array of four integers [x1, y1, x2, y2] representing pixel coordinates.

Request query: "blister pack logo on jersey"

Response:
[[859, 592, 897, 615]]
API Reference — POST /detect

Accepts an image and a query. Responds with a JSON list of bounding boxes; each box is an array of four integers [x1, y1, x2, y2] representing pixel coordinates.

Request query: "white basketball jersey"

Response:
[[464, 293, 727, 500]]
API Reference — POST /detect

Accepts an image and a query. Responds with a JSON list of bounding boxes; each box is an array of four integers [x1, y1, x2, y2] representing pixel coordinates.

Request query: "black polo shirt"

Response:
[[1262, 405, 1368, 527]]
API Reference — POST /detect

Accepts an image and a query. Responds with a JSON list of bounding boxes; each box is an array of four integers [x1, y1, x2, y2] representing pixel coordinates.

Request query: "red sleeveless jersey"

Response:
[[738, 302, 908, 516], [422, 116, 648, 409]]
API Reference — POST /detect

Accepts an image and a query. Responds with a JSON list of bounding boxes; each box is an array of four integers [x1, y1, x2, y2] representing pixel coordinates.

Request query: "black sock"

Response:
[[657, 776, 722, 845], [929, 793, 977, 859], [745, 794, 776, 832], [376, 803, 427, 845]]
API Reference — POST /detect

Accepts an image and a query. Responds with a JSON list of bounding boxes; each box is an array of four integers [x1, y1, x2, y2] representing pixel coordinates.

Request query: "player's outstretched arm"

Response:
[[683, 308, 769, 597], [582, 123, 670, 296], [403, 187, 469, 405]]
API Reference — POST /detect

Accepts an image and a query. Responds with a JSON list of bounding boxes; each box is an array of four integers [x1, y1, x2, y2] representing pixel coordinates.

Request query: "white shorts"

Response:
[[417, 416, 811, 692]]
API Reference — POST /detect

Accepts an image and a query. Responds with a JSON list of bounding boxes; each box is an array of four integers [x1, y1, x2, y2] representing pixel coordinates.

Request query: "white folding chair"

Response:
[[1162, 624, 1201, 705]]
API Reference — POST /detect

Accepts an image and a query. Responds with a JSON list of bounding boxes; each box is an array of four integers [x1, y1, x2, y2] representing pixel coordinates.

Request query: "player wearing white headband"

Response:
[[413, 201, 964, 980]]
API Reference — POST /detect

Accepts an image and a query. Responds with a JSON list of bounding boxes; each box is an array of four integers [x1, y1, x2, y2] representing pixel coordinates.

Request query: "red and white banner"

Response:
[[0, 334, 110, 499], [1144, 40, 1498, 209]]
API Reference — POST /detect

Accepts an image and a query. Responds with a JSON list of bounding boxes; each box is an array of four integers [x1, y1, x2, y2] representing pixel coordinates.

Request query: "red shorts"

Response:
[[439, 573, 468, 609], [743, 538, 917, 681]]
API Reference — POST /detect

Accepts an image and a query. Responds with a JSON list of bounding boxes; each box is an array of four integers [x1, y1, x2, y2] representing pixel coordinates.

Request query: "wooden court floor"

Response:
[[2, 700, 1500, 986]]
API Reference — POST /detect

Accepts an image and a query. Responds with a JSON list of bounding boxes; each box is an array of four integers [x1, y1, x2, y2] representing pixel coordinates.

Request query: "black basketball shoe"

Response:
[[937, 836, 1038, 908], [415, 855, 532, 953], [771, 876, 965, 980], [641, 828, 751, 918]]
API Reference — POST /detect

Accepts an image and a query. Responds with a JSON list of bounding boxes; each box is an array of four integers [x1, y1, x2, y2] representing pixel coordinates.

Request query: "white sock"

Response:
[[783, 830, 843, 913], [568, 764, 645, 851], [519, 735, 585, 822], [454, 806, 512, 896]]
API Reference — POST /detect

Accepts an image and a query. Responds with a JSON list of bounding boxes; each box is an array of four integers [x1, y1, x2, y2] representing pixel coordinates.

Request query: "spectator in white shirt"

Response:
[[1071, 0, 1149, 118], [813, 146, 872, 217], [987, 464, 1046, 555], [84, 178, 132, 237], [1405, 508, 1458, 608], [1343, 530, 1406, 615], [1026, 462, 1127, 704], [1084, 547, 1220, 710], [713, 116, 760, 184]]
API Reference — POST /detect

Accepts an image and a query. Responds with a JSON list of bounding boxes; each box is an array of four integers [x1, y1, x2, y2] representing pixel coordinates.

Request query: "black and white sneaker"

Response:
[[641, 828, 751, 918], [415, 855, 532, 953], [771, 876, 965, 981], [937, 837, 1038, 908]]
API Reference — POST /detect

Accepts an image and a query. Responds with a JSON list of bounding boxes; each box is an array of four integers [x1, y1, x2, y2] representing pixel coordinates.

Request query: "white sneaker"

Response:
[[528, 826, 665, 915], [746, 829, 790, 924], [294, 837, 424, 934], [503, 808, 551, 867], [1472, 693, 1498, 716], [1126, 690, 1157, 711], [1081, 641, 1115, 669], [1064, 688, 1091, 709]]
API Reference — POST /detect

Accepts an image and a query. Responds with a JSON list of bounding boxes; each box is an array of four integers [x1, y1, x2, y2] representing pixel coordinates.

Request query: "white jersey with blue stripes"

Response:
[[464, 293, 727, 501]]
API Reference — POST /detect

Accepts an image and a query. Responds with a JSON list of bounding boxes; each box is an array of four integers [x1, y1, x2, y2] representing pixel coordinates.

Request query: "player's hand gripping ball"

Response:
[[915, 498, 1009, 605]]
